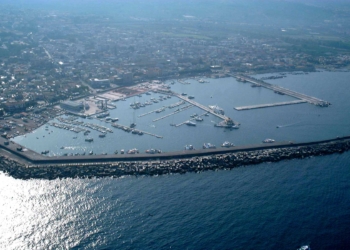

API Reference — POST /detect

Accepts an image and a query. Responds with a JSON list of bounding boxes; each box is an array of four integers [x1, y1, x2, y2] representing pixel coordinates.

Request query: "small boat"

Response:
[[184, 145, 195, 150], [130, 123, 136, 128], [263, 138, 275, 143], [185, 121, 196, 126], [89, 150, 93, 155], [127, 148, 139, 154], [41, 150, 49, 154], [85, 138, 93, 142], [99, 134, 106, 138], [195, 117, 203, 122], [203, 143, 216, 149], [120, 149, 125, 154], [145, 148, 160, 154], [188, 95, 195, 99], [114, 150, 118, 154], [222, 141, 235, 148]]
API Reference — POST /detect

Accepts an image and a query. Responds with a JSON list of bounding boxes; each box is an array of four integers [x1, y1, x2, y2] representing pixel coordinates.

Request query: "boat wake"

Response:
[[276, 121, 301, 128]]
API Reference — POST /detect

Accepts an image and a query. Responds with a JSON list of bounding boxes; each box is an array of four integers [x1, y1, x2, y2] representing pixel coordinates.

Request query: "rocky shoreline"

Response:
[[1, 138, 349, 180]]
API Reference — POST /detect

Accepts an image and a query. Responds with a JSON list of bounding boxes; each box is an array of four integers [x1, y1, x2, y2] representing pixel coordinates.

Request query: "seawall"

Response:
[[0, 137, 349, 180]]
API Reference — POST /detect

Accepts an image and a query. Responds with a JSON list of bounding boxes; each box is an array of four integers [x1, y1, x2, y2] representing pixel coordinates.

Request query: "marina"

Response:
[[11, 71, 346, 156]]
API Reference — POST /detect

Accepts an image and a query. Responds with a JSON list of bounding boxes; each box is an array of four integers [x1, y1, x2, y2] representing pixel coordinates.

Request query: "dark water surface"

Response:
[[0, 152, 349, 249]]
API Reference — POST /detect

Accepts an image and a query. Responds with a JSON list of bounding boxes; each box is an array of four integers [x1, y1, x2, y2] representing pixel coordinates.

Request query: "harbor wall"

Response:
[[0, 136, 350, 180]]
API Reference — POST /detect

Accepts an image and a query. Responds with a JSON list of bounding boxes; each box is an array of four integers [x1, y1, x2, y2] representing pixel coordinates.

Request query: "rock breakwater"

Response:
[[0, 138, 349, 180]]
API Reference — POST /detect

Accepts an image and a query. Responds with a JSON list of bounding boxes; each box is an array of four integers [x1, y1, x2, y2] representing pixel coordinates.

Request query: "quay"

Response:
[[235, 100, 307, 111], [235, 74, 330, 107]]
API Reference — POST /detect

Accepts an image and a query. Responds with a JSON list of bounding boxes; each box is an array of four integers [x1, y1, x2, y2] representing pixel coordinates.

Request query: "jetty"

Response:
[[174, 93, 239, 125], [235, 100, 307, 111], [235, 74, 330, 107], [152, 105, 193, 122]]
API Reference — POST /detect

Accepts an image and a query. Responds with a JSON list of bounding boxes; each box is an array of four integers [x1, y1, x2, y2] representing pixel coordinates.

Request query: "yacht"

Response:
[[263, 138, 275, 143], [203, 143, 216, 149], [127, 148, 139, 154], [222, 141, 235, 147], [185, 121, 196, 126]]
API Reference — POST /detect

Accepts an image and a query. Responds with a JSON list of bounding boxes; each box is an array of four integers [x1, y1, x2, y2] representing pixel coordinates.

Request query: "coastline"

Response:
[[1, 136, 349, 180]]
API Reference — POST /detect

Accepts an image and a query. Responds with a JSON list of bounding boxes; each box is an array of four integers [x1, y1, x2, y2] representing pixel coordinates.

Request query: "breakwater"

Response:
[[1, 137, 349, 180]]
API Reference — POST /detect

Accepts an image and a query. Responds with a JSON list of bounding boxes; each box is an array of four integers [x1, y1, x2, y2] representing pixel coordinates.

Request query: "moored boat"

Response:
[[185, 120, 196, 126], [184, 145, 195, 150], [263, 138, 275, 143], [222, 141, 235, 147], [203, 143, 216, 149]]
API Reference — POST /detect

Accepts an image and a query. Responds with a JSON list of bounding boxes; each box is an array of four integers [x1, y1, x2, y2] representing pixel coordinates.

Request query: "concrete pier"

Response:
[[152, 105, 193, 122], [174, 93, 239, 126], [235, 100, 307, 111], [236, 74, 330, 107]]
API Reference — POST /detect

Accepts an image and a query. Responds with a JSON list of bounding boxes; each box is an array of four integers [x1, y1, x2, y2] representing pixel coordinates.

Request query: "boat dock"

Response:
[[152, 105, 193, 122], [235, 74, 330, 107], [111, 123, 163, 139], [235, 100, 307, 111]]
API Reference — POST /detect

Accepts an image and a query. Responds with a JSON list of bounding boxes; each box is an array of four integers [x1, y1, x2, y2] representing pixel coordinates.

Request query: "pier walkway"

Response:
[[112, 123, 163, 139], [235, 100, 307, 111], [152, 105, 193, 122], [174, 93, 239, 124], [236, 75, 330, 107]]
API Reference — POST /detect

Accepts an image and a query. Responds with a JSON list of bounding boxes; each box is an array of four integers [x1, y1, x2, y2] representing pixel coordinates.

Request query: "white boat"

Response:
[[263, 138, 275, 143], [184, 145, 195, 150], [203, 143, 216, 149], [120, 149, 125, 154], [145, 149, 161, 154], [89, 150, 93, 155], [127, 148, 139, 154], [208, 105, 224, 115], [185, 121, 196, 126], [195, 117, 203, 121], [222, 141, 235, 147]]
